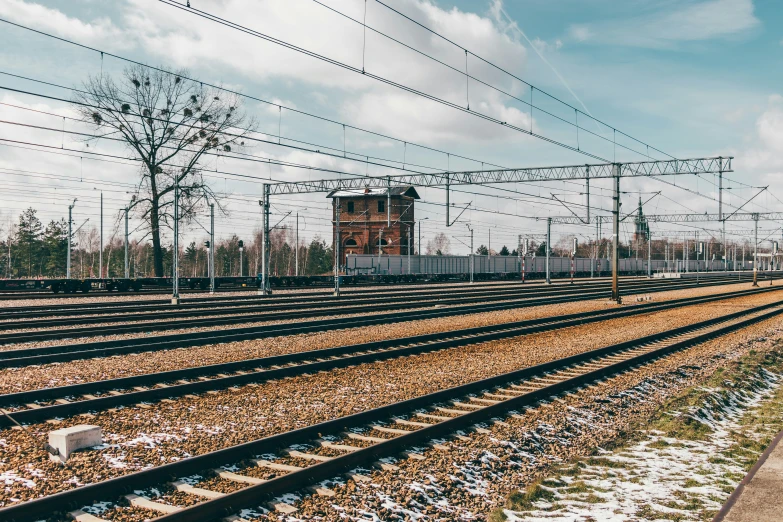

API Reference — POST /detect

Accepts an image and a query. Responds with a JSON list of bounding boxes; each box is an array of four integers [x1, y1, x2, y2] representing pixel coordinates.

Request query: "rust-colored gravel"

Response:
[[0, 283, 770, 395], [0, 285, 778, 506]]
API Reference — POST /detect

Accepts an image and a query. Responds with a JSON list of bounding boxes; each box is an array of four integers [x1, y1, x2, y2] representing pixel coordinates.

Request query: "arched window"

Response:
[[375, 238, 388, 246], [344, 238, 358, 247]]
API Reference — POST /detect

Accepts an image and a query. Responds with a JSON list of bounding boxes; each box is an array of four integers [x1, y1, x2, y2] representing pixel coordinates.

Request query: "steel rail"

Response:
[[0, 277, 757, 365], [0, 276, 764, 346], [2, 286, 778, 426], [0, 278, 627, 320], [0, 280, 625, 327], [3, 299, 779, 522]]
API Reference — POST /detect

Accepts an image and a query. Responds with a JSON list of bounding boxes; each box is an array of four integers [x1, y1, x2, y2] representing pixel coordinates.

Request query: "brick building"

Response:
[[327, 186, 419, 263]]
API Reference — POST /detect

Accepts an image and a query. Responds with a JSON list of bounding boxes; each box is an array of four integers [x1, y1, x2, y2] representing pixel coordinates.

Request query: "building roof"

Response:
[[326, 186, 420, 199]]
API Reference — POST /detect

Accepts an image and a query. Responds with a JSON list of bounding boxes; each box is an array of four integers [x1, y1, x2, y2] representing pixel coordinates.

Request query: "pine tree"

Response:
[[305, 236, 333, 275], [42, 219, 68, 277], [499, 245, 510, 256], [14, 208, 43, 277], [475, 245, 489, 255]]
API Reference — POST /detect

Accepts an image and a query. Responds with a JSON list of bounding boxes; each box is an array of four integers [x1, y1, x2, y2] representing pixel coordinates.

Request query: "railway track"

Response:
[[0, 279, 768, 364], [2, 285, 778, 425], [0, 279, 616, 325], [3, 295, 781, 521], [0, 276, 767, 345]]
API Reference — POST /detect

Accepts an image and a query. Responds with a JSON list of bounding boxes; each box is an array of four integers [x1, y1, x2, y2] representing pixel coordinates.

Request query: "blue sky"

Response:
[[0, 0, 781, 252]]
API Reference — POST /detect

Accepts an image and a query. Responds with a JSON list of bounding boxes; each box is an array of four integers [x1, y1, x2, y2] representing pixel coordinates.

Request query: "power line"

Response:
[[158, 0, 642, 163]]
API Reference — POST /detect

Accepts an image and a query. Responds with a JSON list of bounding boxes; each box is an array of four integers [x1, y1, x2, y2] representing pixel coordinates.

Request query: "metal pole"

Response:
[[295, 212, 299, 277], [647, 233, 652, 278], [418, 220, 422, 274], [518, 234, 522, 281], [593, 218, 598, 278], [611, 164, 620, 303], [334, 196, 341, 296], [67, 202, 73, 279], [99, 192, 103, 279], [172, 179, 180, 304], [209, 202, 215, 294], [386, 176, 391, 228], [719, 161, 726, 272], [239, 247, 243, 277], [546, 217, 551, 284], [469, 226, 474, 283], [260, 185, 271, 295], [446, 173, 450, 226], [696, 232, 700, 284], [407, 225, 411, 275], [753, 214, 759, 286], [124, 207, 129, 279]]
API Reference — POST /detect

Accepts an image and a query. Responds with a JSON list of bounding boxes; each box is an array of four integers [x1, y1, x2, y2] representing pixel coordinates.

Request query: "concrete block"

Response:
[[48, 424, 102, 463]]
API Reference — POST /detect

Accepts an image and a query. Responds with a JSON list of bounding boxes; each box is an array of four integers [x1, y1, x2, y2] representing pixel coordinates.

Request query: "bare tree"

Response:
[[426, 232, 451, 255], [74, 64, 254, 276]]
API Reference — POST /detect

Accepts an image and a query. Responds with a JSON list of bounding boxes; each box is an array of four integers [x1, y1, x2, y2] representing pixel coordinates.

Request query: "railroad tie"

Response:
[[307, 486, 336, 497], [343, 432, 387, 443], [484, 393, 516, 400], [393, 418, 432, 428], [214, 469, 267, 485], [124, 494, 182, 514], [405, 452, 426, 460], [452, 401, 483, 410], [170, 480, 225, 499], [55, 398, 70, 405], [415, 412, 452, 422], [68, 509, 108, 522], [268, 501, 298, 514], [372, 425, 409, 435], [287, 450, 333, 462], [346, 472, 372, 483], [254, 459, 303, 472], [318, 440, 361, 452], [435, 406, 468, 415], [469, 397, 502, 405]]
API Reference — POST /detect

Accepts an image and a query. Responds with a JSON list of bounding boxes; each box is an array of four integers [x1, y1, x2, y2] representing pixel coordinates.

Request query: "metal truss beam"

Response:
[[267, 157, 732, 195], [551, 211, 783, 225]]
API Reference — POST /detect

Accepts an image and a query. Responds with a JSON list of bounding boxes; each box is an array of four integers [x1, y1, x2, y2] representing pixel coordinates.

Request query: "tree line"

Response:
[[0, 207, 334, 279]]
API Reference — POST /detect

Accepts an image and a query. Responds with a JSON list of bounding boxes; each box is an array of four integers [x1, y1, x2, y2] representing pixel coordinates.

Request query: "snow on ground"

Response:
[[505, 369, 781, 521]]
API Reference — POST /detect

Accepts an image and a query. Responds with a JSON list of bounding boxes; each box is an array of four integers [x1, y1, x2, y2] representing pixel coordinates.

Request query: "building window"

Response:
[[344, 238, 358, 247], [378, 200, 385, 213], [346, 201, 354, 213], [375, 238, 388, 246]]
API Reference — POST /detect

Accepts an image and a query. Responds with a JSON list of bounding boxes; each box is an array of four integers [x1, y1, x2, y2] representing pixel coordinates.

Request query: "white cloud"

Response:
[[566, 0, 759, 49], [0, 0, 128, 49]]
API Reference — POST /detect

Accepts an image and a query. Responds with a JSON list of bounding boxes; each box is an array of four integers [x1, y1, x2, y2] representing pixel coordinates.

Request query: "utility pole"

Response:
[[418, 220, 422, 274], [209, 202, 215, 294], [647, 233, 652, 278], [99, 192, 103, 279], [518, 234, 523, 282], [753, 213, 759, 286], [172, 179, 180, 305], [546, 217, 551, 284], [386, 176, 391, 228], [295, 212, 299, 277], [67, 199, 76, 279], [259, 185, 271, 295], [334, 196, 341, 296], [593, 218, 599, 278], [406, 225, 411, 275], [124, 206, 129, 279], [611, 164, 621, 303], [466, 223, 474, 283], [696, 232, 700, 284], [719, 158, 726, 272]]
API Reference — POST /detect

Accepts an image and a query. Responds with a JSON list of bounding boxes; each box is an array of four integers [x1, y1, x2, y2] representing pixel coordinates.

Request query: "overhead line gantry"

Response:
[[260, 156, 732, 300]]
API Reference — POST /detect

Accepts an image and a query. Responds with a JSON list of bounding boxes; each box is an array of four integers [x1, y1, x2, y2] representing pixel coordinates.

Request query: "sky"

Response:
[[0, 0, 781, 254]]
